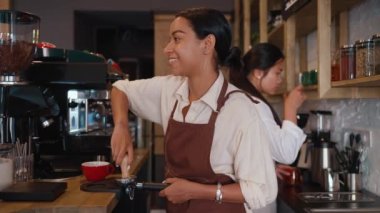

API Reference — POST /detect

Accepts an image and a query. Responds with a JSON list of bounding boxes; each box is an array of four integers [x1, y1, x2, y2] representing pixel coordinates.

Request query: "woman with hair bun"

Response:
[[230, 43, 307, 179], [111, 8, 277, 213]]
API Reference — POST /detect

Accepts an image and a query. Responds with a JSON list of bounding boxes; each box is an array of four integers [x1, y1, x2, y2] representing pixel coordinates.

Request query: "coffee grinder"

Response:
[[0, 10, 52, 145], [309, 110, 339, 186]]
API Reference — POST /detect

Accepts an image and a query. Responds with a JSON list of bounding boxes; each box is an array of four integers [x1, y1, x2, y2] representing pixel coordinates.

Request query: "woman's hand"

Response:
[[111, 123, 134, 166], [275, 164, 292, 180], [284, 85, 306, 123], [159, 178, 197, 204], [285, 85, 306, 111]]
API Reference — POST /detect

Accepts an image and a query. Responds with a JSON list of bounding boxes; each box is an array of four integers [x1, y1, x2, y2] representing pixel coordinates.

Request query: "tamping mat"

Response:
[[0, 182, 67, 201], [80, 179, 122, 193]]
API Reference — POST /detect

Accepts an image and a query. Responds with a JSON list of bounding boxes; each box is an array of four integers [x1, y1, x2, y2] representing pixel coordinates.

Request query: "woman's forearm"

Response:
[[190, 182, 245, 203], [111, 87, 135, 165], [111, 87, 130, 128], [284, 103, 297, 124]]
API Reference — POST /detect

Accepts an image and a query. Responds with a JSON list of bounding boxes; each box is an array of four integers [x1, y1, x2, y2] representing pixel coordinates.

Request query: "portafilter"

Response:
[[116, 175, 167, 200]]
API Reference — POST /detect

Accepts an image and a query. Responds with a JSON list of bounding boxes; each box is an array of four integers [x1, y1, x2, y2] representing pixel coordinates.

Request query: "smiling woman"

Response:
[[111, 8, 277, 213]]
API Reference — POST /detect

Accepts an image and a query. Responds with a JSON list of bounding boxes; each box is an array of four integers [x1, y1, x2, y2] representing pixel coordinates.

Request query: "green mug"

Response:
[[309, 69, 318, 85], [301, 71, 310, 86]]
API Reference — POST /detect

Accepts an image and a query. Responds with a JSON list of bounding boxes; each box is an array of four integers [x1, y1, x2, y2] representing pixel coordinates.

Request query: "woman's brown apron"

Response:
[[164, 80, 257, 213]]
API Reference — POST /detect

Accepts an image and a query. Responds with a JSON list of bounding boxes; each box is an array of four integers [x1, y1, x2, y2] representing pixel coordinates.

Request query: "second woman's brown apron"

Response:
[[164, 80, 257, 213]]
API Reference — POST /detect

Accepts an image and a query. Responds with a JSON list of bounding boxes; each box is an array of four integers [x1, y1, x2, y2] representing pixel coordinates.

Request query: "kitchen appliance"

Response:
[[0, 10, 53, 147], [24, 53, 121, 178], [0, 10, 39, 81], [309, 110, 339, 186], [67, 89, 111, 134], [309, 110, 332, 143]]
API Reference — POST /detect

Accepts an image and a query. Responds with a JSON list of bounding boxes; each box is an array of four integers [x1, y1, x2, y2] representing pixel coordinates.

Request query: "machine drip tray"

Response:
[[297, 192, 375, 203]]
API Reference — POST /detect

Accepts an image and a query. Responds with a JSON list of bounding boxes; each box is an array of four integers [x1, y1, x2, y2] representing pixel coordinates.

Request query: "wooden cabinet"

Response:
[[253, 0, 380, 99], [0, 0, 11, 9]]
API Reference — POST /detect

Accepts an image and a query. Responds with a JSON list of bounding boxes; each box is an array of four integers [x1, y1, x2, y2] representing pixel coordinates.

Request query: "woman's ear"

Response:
[[202, 34, 216, 55], [253, 69, 264, 80]]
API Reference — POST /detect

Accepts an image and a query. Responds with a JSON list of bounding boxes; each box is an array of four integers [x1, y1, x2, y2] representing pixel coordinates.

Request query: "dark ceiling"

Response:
[[74, 11, 154, 30]]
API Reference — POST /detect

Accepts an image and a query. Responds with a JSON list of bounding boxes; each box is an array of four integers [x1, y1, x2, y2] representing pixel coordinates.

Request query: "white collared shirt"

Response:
[[255, 105, 306, 165], [113, 72, 277, 211]]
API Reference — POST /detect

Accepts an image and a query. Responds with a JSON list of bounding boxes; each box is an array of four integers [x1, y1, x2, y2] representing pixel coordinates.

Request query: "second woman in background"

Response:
[[230, 43, 306, 178]]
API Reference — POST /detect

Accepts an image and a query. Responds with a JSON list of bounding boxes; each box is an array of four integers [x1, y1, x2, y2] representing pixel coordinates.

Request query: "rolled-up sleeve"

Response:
[[257, 103, 306, 164], [233, 110, 278, 210], [112, 76, 165, 124]]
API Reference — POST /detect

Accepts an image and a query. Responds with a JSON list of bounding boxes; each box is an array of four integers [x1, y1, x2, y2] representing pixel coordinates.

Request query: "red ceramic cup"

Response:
[[282, 167, 302, 186], [81, 161, 114, 181]]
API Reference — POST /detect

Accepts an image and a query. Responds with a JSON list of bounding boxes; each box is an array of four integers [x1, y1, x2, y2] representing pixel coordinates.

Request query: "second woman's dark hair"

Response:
[[230, 43, 284, 126], [242, 43, 284, 76], [176, 8, 242, 73]]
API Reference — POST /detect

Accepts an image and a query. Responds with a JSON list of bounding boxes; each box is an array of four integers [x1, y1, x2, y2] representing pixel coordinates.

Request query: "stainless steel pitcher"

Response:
[[323, 168, 341, 192], [311, 141, 339, 185]]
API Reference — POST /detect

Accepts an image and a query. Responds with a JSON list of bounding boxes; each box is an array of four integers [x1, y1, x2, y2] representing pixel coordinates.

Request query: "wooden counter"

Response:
[[0, 148, 150, 213]]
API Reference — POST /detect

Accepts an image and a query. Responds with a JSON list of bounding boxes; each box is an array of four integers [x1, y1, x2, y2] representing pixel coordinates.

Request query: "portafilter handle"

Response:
[[118, 177, 167, 200], [135, 182, 167, 191]]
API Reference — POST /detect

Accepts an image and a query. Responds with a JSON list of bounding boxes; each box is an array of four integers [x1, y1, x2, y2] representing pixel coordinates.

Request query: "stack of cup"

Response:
[[0, 144, 14, 190]]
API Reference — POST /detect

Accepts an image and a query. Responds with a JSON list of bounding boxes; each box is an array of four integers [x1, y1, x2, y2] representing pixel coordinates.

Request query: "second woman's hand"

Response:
[[284, 85, 306, 124]]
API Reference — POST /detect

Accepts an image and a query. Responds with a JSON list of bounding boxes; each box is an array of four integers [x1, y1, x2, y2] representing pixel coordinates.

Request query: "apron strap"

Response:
[[169, 100, 179, 119], [210, 90, 259, 124], [208, 80, 229, 124]]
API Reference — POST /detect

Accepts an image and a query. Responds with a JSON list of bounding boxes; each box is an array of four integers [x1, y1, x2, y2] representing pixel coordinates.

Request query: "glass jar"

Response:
[[0, 10, 40, 82], [309, 110, 332, 142], [372, 34, 380, 75], [0, 144, 14, 190], [355, 39, 375, 78], [331, 50, 340, 81], [340, 44, 356, 80]]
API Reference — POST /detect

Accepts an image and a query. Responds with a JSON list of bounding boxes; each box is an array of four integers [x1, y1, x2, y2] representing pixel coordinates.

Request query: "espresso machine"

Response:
[[309, 110, 339, 186], [1, 10, 127, 179], [24, 46, 127, 178]]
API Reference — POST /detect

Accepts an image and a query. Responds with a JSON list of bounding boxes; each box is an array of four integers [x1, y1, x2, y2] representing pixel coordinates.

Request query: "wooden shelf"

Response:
[[268, 23, 284, 48], [254, 0, 375, 99], [294, 0, 317, 37], [294, 0, 364, 38], [303, 85, 318, 91], [332, 75, 380, 87], [331, 0, 365, 16]]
